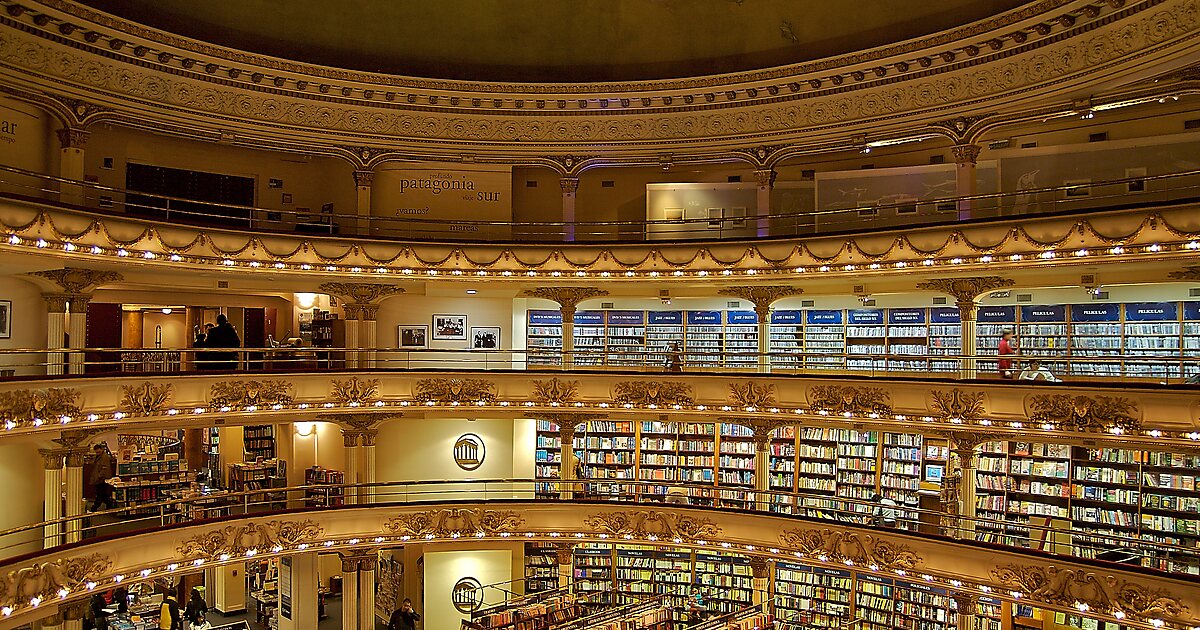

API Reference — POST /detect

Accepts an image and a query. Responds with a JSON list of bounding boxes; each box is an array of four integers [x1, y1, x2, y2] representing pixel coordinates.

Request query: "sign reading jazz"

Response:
[[374, 163, 513, 237]]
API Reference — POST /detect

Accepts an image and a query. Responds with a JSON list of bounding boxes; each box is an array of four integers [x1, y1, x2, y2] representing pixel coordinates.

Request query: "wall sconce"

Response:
[[294, 421, 316, 437], [295, 293, 317, 310]]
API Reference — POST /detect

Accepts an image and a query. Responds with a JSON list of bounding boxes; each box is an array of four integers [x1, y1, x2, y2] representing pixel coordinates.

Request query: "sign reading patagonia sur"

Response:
[[373, 163, 513, 236]]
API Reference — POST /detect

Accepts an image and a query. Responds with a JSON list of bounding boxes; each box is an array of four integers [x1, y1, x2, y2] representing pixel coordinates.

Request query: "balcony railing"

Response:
[[2, 347, 1198, 385], [2, 164, 1200, 242], [4, 479, 1196, 579]]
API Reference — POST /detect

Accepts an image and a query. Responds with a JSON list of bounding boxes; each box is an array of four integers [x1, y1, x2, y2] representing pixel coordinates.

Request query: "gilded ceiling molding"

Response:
[[0, 387, 80, 421], [330, 377, 380, 406], [208, 380, 294, 409], [1026, 394, 1141, 432], [413, 378, 497, 404], [316, 282, 405, 304], [778, 528, 922, 572], [0, 554, 112, 610], [807, 385, 892, 417], [928, 389, 987, 423], [175, 521, 324, 559], [716, 286, 804, 317], [612, 381, 695, 407], [118, 382, 172, 415], [383, 508, 525, 538], [530, 378, 581, 406], [915, 277, 1016, 312], [583, 511, 722, 542], [27, 267, 123, 293], [991, 564, 1189, 622], [728, 382, 777, 409], [1168, 265, 1200, 280], [520, 287, 610, 317]]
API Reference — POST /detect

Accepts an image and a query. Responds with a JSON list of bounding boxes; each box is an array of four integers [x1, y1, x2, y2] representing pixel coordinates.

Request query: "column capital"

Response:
[[29, 267, 122, 293], [716, 286, 803, 316], [65, 448, 89, 468], [340, 556, 361, 572], [753, 168, 777, 189], [554, 542, 574, 565], [353, 170, 375, 188], [360, 429, 379, 447], [318, 282, 405, 307], [520, 287, 609, 319], [56, 127, 90, 150], [39, 448, 66, 470], [42, 293, 72, 313], [749, 558, 772, 579], [952, 592, 978, 610], [915, 277, 1014, 314], [63, 599, 90, 620], [342, 431, 361, 448], [359, 304, 380, 321], [559, 177, 580, 195], [342, 304, 363, 321], [951, 143, 982, 165]]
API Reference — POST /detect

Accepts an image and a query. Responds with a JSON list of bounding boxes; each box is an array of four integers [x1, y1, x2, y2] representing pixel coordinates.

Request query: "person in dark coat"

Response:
[[387, 598, 421, 630], [88, 443, 117, 511], [203, 314, 241, 371], [184, 588, 208, 627]]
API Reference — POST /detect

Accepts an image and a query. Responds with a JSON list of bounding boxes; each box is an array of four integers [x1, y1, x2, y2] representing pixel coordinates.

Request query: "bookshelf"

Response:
[[854, 573, 895, 630], [976, 306, 1017, 377], [880, 432, 923, 528], [1068, 304, 1122, 377], [886, 308, 929, 372], [527, 310, 564, 366], [893, 578, 954, 630], [576, 420, 636, 496], [768, 425, 797, 504], [243, 425, 276, 461], [693, 553, 754, 614], [834, 429, 879, 514], [1123, 302, 1182, 379], [573, 311, 606, 367], [974, 597, 1003, 630], [534, 419, 561, 498], [310, 316, 345, 369], [1019, 305, 1069, 373], [638, 420, 679, 497], [111, 456, 193, 513], [1186, 302, 1200, 381], [717, 422, 756, 507], [769, 310, 805, 370], [303, 466, 345, 507], [572, 545, 614, 607], [804, 310, 846, 370], [685, 311, 724, 368], [679, 421, 717, 490], [846, 309, 887, 372], [605, 311, 646, 367], [646, 311, 684, 368], [524, 543, 559, 594], [723, 311, 759, 369], [774, 564, 852, 628], [928, 307, 962, 373], [228, 460, 286, 493]]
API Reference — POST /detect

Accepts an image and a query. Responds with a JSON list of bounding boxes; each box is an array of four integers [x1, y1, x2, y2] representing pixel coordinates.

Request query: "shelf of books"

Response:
[[768, 310, 805, 370], [846, 309, 887, 372], [1019, 305, 1069, 373], [534, 419, 561, 498], [1187, 302, 1200, 381], [928, 307, 962, 372], [1068, 304, 1123, 377], [567, 546, 749, 614], [679, 421, 717, 493], [1006, 441, 1071, 549], [718, 423, 756, 506], [605, 311, 647, 367], [112, 456, 192, 513], [880, 432, 923, 528], [893, 578, 955, 630], [976, 306, 1018, 376], [685, 310, 726, 368], [524, 543, 558, 594], [974, 597, 1003, 630], [775, 564, 852, 628], [527, 310, 565, 366], [572, 545, 615, 608], [694, 553, 754, 614], [243, 425, 276, 461], [854, 573, 895, 630], [1124, 302, 1183, 379], [576, 420, 636, 496], [303, 466, 345, 507], [724, 311, 759, 369], [886, 308, 929, 372], [803, 310, 846, 370], [834, 429, 879, 515], [974, 440, 1016, 545], [646, 312, 684, 368], [638, 420, 679, 498], [768, 425, 796, 504], [574, 311, 606, 367]]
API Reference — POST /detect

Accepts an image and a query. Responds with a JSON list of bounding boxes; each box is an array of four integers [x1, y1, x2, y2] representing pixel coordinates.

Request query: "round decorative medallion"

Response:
[[451, 577, 483, 613], [453, 433, 486, 471]]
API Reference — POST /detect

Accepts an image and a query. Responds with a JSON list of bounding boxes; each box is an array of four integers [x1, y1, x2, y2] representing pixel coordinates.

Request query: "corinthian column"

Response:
[[39, 449, 65, 548], [67, 295, 90, 375], [916, 277, 1015, 379], [318, 283, 406, 371], [560, 177, 579, 242], [43, 294, 70, 376], [56, 127, 90, 206], [717, 286, 804, 373], [952, 144, 982, 220], [353, 169, 374, 235], [64, 449, 86, 543], [753, 168, 776, 237]]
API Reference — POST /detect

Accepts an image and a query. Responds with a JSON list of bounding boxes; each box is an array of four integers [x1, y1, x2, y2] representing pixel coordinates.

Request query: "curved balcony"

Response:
[[0, 480, 1196, 630]]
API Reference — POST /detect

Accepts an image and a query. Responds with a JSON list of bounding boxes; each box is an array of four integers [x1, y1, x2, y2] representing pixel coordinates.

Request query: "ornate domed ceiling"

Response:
[[75, 0, 1028, 82]]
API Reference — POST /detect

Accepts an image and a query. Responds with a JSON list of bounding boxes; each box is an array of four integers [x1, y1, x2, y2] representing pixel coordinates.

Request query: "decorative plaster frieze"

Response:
[[808, 385, 892, 416], [383, 508, 524, 538], [0, 387, 80, 421], [992, 564, 1188, 622], [584, 510, 722, 542], [208, 380, 293, 409], [175, 521, 324, 559], [612, 381, 694, 407], [531, 378, 581, 406], [413, 378, 497, 404], [118, 382, 172, 415], [779, 528, 922, 571]]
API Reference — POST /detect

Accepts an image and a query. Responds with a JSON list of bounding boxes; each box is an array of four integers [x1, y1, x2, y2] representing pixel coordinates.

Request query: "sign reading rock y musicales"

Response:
[[373, 163, 513, 237]]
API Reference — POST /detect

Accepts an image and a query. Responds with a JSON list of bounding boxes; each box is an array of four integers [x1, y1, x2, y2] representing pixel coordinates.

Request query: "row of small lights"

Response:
[[2, 530, 1184, 630], [5, 398, 1199, 445], [6, 234, 1199, 279]]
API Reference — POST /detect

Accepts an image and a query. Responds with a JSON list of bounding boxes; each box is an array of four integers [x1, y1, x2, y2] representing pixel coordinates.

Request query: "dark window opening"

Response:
[[125, 163, 255, 229]]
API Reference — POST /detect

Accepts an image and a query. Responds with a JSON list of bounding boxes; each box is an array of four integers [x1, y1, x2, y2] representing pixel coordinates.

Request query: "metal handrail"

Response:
[[3, 163, 1200, 242]]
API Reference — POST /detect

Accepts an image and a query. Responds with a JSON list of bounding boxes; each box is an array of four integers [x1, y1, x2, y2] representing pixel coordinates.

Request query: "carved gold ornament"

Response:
[[331, 377, 380, 406], [716, 286, 804, 316], [209, 380, 294, 408], [1167, 266, 1200, 281], [413, 378, 498, 404], [531, 378, 581, 405], [29, 268, 123, 293], [929, 389, 986, 423], [1027, 394, 1140, 432], [992, 564, 1188, 621], [520, 287, 609, 315], [0, 388, 81, 422], [119, 382, 172, 415], [175, 520, 324, 559], [613, 381, 695, 407], [729, 382, 777, 408], [808, 385, 892, 416], [317, 282, 405, 305], [583, 510, 723, 542], [384, 508, 525, 538], [915, 277, 1015, 308], [779, 528, 921, 572], [0, 554, 112, 608]]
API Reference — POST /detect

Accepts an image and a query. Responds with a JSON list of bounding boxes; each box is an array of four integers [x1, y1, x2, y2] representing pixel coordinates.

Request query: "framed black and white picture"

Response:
[[470, 326, 501, 350], [0, 300, 10, 339], [432, 314, 467, 340], [398, 325, 428, 349]]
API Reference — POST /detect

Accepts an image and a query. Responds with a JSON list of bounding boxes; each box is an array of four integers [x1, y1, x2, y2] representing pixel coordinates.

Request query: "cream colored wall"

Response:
[[287, 421, 345, 487], [423, 548, 513, 630], [0, 441, 46, 555], [141, 311, 188, 348], [375, 417, 535, 485], [0, 275, 47, 376], [0, 95, 53, 199], [375, 294, 518, 368]]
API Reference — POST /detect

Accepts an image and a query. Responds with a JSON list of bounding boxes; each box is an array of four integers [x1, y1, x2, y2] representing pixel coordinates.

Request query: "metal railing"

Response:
[[1, 346, 1198, 385], [4, 479, 1196, 579], [2, 163, 1200, 242]]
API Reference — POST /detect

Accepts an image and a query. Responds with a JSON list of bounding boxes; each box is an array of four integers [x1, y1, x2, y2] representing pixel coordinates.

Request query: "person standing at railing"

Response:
[[204, 314, 241, 371], [665, 342, 684, 373], [88, 442, 117, 512], [192, 323, 213, 371], [997, 330, 1020, 379]]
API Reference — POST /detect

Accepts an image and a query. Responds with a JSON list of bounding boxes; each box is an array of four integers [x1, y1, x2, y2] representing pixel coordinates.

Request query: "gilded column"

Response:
[[342, 305, 362, 370], [717, 286, 804, 373], [64, 449, 86, 543], [560, 178, 579, 242], [362, 429, 378, 505], [952, 144, 982, 220], [358, 555, 377, 630], [39, 450, 64, 548], [318, 284, 406, 369], [752, 168, 776, 237], [953, 593, 978, 630], [520, 288, 609, 370], [43, 294, 70, 376], [360, 304, 380, 369], [749, 559, 772, 610], [67, 294, 90, 375], [951, 441, 980, 541], [353, 170, 374, 235], [754, 303, 772, 374], [558, 423, 577, 500], [342, 430, 361, 506], [340, 556, 360, 630], [555, 543, 573, 589], [56, 127, 89, 206], [753, 431, 771, 512], [915, 278, 1015, 379]]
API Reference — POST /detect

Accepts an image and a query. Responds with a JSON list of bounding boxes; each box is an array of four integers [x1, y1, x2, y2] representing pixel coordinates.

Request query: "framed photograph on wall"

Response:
[[0, 300, 10, 339], [432, 314, 467, 340], [398, 325, 428, 349], [470, 326, 501, 350]]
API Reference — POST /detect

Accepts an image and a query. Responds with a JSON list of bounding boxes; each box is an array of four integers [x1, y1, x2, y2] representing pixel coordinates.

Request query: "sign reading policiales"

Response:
[[374, 163, 513, 237]]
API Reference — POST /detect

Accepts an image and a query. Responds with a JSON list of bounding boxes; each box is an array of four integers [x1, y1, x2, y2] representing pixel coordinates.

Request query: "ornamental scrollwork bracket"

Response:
[[584, 510, 722, 542], [209, 380, 294, 408], [1026, 394, 1140, 432], [330, 377, 380, 406], [779, 528, 921, 572], [929, 389, 986, 423], [613, 381, 695, 407], [413, 378, 497, 404], [531, 378, 581, 406], [729, 382, 777, 409], [384, 508, 525, 538], [808, 385, 892, 416], [119, 382, 172, 415], [991, 564, 1188, 622], [175, 520, 324, 559]]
